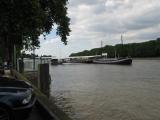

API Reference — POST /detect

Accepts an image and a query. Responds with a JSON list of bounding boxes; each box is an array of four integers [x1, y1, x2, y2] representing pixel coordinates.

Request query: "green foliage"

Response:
[[0, 0, 70, 63], [0, 0, 70, 48], [21, 53, 38, 58], [70, 38, 160, 58]]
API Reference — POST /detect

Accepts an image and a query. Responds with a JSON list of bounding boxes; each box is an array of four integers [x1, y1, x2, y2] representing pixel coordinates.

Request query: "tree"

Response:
[[70, 38, 160, 58], [0, 0, 71, 66]]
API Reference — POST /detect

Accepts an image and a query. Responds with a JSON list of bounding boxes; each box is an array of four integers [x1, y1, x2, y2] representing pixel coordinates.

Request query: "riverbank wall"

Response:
[[11, 68, 72, 120]]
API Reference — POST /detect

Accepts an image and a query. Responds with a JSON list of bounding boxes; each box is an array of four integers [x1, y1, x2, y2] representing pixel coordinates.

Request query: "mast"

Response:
[[121, 35, 124, 57], [33, 47, 35, 70], [121, 35, 123, 45], [114, 49, 117, 59], [101, 40, 103, 48], [101, 40, 103, 56]]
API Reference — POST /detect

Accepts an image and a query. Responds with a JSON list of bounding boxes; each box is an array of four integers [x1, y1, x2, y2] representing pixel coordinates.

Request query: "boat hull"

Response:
[[93, 58, 132, 65]]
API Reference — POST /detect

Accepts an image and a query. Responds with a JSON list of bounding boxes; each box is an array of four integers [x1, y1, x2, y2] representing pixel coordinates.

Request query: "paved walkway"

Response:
[[2, 70, 14, 78], [27, 106, 44, 120]]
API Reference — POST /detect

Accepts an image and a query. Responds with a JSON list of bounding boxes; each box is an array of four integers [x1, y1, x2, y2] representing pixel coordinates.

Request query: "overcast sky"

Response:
[[35, 0, 160, 58]]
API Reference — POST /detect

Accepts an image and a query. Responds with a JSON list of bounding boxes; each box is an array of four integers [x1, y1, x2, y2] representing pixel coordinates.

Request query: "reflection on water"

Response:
[[50, 60, 160, 120], [50, 90, 76, 117]]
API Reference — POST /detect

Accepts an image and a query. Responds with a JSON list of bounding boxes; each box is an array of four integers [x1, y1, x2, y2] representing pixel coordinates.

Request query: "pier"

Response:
[[11, 64, 72, 120], [50, 55, 102, 64]]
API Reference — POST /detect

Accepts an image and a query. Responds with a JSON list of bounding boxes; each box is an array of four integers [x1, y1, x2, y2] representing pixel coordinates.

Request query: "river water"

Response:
[[50, 60, 160, 120]]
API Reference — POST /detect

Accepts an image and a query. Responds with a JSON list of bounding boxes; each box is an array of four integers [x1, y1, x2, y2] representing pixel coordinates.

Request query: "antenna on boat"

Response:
[[121, 35, 123, 45], [114, 49, 117, 59], [101, 40, 103, 56], [121, 34, 124, 57], [101, 40, 103, 48]]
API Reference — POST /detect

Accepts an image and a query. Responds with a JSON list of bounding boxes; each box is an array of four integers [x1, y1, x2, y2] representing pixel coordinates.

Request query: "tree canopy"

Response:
[[0, 0, 70, 64], [70, 38, 160, 58]]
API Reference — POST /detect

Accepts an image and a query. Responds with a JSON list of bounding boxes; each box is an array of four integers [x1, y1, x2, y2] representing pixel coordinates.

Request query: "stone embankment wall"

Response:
[[11, 66, 72, 120]]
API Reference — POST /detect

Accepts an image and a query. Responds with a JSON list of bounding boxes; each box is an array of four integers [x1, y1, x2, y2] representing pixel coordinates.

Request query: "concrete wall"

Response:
[[11, 70, 72, 120]]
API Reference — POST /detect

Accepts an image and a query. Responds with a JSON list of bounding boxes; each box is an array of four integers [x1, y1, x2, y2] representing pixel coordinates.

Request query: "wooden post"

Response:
[[19, 59, 24, 73], [13, 45, 17, 70], [33, 48, 35, 70], [38, 63, 50, 97]]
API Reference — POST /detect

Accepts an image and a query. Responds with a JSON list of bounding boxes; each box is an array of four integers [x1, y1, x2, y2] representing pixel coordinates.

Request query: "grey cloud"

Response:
[[92, 3, 106, 14], [37, 0, 160, 57], [124, 5, 160, 31], [88, 22, 126, 34], [69, 0, 101, 7], [80, 0, 160, 35], [130, 31, 160, 41], [68, 0, 160, 53]]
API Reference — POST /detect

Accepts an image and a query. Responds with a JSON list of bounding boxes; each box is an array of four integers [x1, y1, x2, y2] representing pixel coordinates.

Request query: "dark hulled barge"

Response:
[[93, 57, 132, 65]]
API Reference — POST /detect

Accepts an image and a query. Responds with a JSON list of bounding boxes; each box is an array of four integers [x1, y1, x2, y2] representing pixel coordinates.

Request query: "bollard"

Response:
[[38, 64, 50, 97]]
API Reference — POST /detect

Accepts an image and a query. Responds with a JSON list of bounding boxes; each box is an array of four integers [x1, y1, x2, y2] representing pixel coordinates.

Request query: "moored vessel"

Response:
[[93, 35, 132, 65], [93, 57, 132, 65]]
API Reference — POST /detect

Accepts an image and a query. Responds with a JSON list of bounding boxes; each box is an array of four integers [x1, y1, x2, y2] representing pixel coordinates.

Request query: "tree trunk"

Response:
[[4, 35, 14, 68], [4, 36, 9, 63]]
